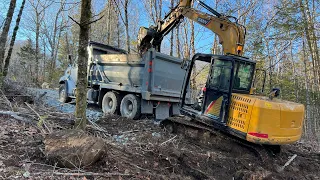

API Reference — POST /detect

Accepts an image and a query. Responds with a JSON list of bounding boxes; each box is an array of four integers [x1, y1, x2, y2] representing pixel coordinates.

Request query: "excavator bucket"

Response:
[[137, 27, 157, 54]]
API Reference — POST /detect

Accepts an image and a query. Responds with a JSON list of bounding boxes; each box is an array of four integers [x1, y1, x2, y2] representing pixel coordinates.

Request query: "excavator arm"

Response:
[[137, 0, 246, 56]]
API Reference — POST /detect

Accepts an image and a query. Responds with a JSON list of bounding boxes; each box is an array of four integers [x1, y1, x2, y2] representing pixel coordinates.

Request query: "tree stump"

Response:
[[44, 129, 105, 168]]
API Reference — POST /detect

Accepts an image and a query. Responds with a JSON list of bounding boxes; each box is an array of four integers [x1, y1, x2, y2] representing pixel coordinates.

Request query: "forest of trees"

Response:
[[0, 0, 319, 142]]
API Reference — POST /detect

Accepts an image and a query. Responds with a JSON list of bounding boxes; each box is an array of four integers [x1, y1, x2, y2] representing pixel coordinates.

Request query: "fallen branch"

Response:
[[49, 172, 131, 177], [119, 128, 152, 134], [0, 110, 33, 123], [2, 95, 32, 97], [23, 161, 81, 172], [120, 129, 141, 134], [124, 160, 151, 172], [277, 154, 297, 172], [47, 115, 74, 124], [87, 119, 111, 136], [25, 102, 51, 133], [160, 135, 177, 146]]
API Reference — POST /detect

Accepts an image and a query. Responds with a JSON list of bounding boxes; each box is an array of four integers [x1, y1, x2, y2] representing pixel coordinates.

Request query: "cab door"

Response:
[[201, 58, 235, 124]]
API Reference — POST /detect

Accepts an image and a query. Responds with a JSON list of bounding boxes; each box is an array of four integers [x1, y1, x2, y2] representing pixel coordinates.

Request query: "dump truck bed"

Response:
[[89, 47, 186, 102]]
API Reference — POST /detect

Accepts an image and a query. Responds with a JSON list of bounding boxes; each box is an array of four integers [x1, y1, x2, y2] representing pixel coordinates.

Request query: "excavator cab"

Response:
[[180, 54, 255, 130]]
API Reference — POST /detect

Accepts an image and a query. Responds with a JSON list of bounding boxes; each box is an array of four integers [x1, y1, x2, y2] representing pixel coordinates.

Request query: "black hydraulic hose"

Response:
[[197, 0, 221, 17]]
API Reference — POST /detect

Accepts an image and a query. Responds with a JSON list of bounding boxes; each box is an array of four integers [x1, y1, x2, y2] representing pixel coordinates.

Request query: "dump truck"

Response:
[[59, 41, 188, 120]]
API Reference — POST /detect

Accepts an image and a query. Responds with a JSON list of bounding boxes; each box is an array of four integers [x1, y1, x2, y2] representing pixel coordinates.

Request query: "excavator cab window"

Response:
[[202, 58, 234, 122], [180, 54, 235, 124], [232, 61, 255, 93], [207, 60, 233, 92]]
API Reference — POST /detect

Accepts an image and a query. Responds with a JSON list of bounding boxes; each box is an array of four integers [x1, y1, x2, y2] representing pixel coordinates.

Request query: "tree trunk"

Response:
[[75, 0, 92, 129], [190, 13, 197, 99], [302, 39, 310, 139], [117, 18, 120, 48], [43, 38, 46, 80], [289, 39, 298, 102], [107, 0, 112, 44], [65, 33, 72, 64], [176, 27, 180, 58], [124, 0, 130, 53], [53, 19, 64, 70], [3, 0, 25, 77], [211, 0, 219, 55], [48, 10, 60, 82], [115, 0, 120, 48], [169, 0, 174, 56], [0, 0, 17, 73], [35, 13, 40, 84]]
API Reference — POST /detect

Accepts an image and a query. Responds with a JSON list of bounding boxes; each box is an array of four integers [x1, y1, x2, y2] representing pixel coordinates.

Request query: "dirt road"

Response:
[[28, 88, 103, 120]]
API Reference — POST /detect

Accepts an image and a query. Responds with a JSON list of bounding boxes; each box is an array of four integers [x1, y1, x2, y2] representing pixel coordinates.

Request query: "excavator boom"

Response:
[[137, 0, 246, 56]]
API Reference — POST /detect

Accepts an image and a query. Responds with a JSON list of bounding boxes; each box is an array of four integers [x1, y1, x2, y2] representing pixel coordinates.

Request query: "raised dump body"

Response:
[[59, 41, 187, 120]]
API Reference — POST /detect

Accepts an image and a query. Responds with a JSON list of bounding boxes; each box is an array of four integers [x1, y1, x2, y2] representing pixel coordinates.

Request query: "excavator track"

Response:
[[161, 116, 273, 163], [221, 133, 271, 163]]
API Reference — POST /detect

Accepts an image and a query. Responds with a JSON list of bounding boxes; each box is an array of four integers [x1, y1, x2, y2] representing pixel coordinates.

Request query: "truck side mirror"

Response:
[[181, 59, 190, 70]]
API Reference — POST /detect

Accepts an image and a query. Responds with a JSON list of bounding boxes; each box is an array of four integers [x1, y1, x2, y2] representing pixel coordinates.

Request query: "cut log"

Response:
[[44, 129, 105, 168]]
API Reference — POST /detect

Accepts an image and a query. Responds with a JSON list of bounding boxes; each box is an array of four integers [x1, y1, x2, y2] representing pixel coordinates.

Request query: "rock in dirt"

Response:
[[44, 129, 105, 168]]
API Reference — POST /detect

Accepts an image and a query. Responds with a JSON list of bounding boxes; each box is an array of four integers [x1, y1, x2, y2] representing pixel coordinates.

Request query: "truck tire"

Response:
[[102, 91, 121, 114], [59, 83, 72, 103], [120, 94, 141, 120]]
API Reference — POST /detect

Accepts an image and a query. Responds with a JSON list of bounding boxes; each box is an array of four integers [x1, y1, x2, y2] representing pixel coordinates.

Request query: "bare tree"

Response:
[[74, 0, 92, 129], [28, 0, 53, 84], [42, 0, 67, 82], [0, 0, 17, 73], [3, 0, 26, 77], [113, 0, 131, 52], [90, 0, 120, 46], [142, 0, 163, 24]]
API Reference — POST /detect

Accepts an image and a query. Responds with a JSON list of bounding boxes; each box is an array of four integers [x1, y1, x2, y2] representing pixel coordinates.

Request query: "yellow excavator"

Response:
[[138, 0, 305, 147]]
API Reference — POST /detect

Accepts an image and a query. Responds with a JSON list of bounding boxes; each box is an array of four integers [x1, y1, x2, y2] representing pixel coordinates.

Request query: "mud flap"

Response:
[[155, 102, 170, 120], [141, 100, 153, 114], [172, 103, 180, 115]]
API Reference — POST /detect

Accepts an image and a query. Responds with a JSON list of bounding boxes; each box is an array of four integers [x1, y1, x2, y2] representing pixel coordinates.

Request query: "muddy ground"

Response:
[[0, 86, 319, 179]]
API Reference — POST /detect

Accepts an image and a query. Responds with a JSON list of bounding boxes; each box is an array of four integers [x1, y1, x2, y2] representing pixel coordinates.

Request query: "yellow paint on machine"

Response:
[[227, 94, 256, 133], [205, 96, 223, 117], [227, 93, 305, 145]]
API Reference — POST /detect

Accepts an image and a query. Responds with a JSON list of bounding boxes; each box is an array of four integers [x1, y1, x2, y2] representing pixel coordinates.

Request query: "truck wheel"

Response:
[[120, 94, 141, 120], [59, 83, 72, 103], [102, 91, 121, 114]]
